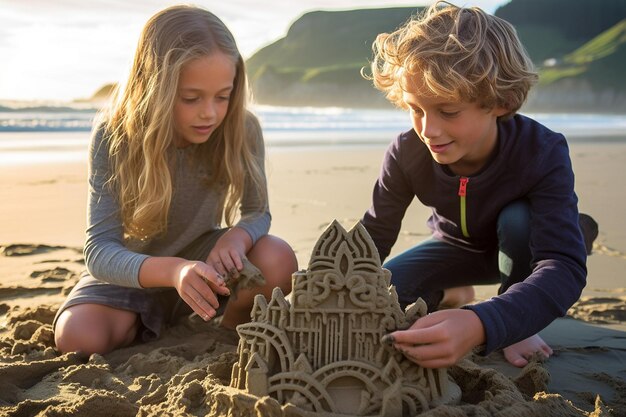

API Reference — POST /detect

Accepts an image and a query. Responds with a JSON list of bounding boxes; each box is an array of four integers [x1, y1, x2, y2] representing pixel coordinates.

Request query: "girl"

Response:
[[54, 5, 297, 355]]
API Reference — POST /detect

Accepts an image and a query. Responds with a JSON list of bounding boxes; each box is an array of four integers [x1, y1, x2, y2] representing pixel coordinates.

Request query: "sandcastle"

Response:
[[230, 221, 461, 416]]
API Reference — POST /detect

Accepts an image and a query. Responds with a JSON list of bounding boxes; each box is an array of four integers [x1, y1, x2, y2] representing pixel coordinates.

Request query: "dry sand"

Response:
[[1, 141, 625, 416]]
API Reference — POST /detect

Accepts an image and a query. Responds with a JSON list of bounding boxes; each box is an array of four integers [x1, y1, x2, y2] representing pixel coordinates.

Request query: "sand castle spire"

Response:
[[230, 221, 460, 416]]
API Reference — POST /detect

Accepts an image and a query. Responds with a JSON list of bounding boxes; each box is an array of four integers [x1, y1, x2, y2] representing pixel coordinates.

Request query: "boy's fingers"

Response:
[[398, 341, 447, 360], [395, 341, 461, 368], [385, 326, 440, 346], [412, 357, 456, 369], [381, 311, 451, 344]]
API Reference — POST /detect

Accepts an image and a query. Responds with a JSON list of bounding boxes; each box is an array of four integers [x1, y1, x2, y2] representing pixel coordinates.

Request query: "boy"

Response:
[[363, 2, 590, 368]]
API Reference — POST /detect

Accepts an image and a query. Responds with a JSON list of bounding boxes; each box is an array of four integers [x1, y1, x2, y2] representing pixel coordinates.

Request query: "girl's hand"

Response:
[[384, 309, 486, 368], [207, 227, 252, 278], [173, 261, 230, 321]]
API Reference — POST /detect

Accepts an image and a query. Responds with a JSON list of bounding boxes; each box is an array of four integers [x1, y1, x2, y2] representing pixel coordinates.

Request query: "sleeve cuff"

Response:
[[462, 301, 508, 355], [235, 211, 271, 244]]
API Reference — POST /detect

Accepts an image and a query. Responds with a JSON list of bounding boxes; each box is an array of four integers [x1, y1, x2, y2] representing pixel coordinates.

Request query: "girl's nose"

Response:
[[200, 100, 216, 119]]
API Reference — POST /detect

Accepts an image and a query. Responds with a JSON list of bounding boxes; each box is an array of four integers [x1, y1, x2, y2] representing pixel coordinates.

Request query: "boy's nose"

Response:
[[419, 114, 441, 139]]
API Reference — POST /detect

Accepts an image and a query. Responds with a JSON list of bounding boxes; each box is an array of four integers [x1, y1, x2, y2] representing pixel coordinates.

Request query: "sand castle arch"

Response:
[[230, 220, 461, 416]]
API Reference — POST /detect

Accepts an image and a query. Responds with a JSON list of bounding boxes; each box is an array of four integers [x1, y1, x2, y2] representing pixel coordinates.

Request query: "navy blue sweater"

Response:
[[363, 114, 587, 354]]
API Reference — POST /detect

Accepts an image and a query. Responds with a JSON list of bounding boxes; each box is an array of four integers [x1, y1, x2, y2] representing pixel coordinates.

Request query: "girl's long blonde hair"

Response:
[[102, 5, 265, 240]]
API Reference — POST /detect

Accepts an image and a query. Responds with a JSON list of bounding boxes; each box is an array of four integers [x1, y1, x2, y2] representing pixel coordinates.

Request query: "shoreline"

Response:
[[1, 131, 625, 169]]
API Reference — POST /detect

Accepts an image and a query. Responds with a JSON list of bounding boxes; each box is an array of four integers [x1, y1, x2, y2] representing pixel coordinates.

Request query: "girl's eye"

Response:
[[217, 95, 231, 102], [181, 97, 199, 103]]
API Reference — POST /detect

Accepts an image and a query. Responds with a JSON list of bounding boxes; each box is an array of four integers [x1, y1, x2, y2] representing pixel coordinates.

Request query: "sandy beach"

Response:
[[1, 138, 625, 416]]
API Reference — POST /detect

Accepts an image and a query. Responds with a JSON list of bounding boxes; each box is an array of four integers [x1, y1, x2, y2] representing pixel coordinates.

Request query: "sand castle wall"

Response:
[[230, 221, 461, 416]]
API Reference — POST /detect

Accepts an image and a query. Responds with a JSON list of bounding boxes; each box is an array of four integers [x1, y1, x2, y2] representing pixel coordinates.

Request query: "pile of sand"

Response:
[[1, 302, 619, 417], [1, 244, 625, 417]]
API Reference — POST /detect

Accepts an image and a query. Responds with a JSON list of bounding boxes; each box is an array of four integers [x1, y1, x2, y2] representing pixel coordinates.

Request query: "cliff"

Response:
[[246, 0, 626, 112]]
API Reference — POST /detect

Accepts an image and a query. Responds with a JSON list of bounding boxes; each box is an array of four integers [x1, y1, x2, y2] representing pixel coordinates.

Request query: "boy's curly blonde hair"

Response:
[[369, 1, 538, 117]]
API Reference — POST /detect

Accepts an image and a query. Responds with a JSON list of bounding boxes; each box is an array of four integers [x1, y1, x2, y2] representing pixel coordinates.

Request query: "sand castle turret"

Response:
[[230, 221, 460, 416]]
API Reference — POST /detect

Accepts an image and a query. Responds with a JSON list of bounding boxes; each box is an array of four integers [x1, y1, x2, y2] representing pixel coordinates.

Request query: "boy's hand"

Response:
[[385, 309, 486, 368], [207, 227, 252, 279], [173, 261, 230, 321]]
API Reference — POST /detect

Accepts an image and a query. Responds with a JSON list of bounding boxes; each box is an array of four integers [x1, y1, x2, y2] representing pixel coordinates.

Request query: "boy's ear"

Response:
[[492, 106, 509, 117]]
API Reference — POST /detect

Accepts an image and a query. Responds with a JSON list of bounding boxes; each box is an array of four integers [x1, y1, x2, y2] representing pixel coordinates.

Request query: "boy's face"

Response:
[[402, 76, 507, 177]]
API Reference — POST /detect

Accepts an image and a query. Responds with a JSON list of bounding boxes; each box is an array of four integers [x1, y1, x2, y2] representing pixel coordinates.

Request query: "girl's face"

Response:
[[173, 52, 236, 148], [402, 75, 507, 177]]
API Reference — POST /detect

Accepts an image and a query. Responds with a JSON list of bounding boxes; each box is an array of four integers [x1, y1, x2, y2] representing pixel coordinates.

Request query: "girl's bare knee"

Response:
[[55, 309, 107, 354], [221, 236, 297, 328], [249, 235, 297, 293], [54, 304, 138, 355]]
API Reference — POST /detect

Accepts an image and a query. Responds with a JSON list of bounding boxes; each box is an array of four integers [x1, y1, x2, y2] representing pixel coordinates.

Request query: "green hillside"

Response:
[[247, 7, 417, 72], [495, 0, 626, 64], [540, 19, 626, 89], [245, 0, 626, 111], [246, 7, 419, 107]]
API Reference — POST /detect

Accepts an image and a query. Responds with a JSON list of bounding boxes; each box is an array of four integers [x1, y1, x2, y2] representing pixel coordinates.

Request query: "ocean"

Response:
[[1, 101, 625, 166]]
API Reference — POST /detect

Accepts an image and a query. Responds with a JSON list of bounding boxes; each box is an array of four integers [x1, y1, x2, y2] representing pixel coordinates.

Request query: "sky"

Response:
[[0, 0, 507, 102]]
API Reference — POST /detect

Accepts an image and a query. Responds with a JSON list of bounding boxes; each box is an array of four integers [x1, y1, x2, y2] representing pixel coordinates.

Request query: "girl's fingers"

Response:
[[194, 263, 225, 286], [218, 251, 240, 278], [181, 286, 217, 321], [190, 276, 220, 309], [210, 258, 227, 277], [221, 256, 237, 278], [193, 263, 230, 297], [210, 253, 236, 278], [230, 250, 244, 272], [207, 245, 246, 279]]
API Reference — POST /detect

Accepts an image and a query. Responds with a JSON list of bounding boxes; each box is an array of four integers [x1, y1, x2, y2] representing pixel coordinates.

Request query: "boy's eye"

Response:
[[441, 110, 460, 117], [409, 106, 423, 115]]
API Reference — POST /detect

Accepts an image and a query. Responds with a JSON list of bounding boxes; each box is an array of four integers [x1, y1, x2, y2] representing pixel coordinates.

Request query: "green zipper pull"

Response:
[[458, 177, 470, 237]]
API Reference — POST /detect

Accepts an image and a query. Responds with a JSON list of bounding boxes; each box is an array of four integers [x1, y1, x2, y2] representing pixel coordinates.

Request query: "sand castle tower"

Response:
[[230, 221, 460, 416]]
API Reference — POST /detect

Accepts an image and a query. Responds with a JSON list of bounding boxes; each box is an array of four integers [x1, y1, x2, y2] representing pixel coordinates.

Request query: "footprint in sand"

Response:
[[592, 243, 626, 260], [30, 267, 77, 283], [0, 244, 78, 257], [568, 296, 626, 325], [0, 286, 66, 301], [0, 268, 79, 302]]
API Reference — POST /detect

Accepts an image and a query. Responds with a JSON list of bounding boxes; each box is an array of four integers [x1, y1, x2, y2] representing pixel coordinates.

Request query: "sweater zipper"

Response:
[[458, 177, 470, 238]]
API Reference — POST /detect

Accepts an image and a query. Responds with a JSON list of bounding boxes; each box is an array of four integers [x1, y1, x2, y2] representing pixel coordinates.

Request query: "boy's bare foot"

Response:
[[439, 286, 475, 309], [503, 334, 553, 367]]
